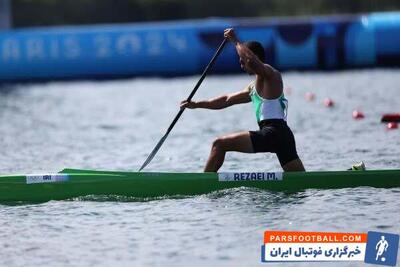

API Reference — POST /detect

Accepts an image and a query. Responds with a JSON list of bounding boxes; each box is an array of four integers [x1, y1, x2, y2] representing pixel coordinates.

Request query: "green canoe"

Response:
[[0, 168, 399, 202]]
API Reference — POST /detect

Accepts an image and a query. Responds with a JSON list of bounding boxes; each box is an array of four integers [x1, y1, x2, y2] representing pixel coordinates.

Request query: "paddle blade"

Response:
[[139, 134, 168, 171]]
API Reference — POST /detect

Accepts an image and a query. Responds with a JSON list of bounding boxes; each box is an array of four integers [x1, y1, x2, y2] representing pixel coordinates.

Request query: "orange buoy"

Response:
[[323, 98, 334, 107], [352, 110, 365, 120], [387, 122, 399, 130], [305, 92, 315, 101]]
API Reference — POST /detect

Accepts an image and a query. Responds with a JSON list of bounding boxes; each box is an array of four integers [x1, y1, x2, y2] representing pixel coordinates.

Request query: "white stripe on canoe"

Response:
[[24, 172, 284, 184], [26, 174, 70, 184], [218, 172, 283, 182]]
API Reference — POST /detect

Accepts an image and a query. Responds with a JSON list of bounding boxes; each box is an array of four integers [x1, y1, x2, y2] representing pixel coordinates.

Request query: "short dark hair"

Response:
[[244, 41, 265, 62]]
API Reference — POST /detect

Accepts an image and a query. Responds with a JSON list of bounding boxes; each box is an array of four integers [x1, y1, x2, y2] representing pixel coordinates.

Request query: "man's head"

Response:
[[240, 41, 265, 74]]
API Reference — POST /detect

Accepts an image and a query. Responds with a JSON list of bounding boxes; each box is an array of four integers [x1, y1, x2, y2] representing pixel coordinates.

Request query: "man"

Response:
[[181, 28, 305, 172], [375, 235, 389, 261]]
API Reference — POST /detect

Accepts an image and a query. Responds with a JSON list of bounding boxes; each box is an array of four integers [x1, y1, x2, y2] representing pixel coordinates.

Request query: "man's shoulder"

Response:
[[262, 63, 281, 77]]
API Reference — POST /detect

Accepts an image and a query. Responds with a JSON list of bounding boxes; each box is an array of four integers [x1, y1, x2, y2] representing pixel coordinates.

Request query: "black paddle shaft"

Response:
[[139, 38, 227, 171]]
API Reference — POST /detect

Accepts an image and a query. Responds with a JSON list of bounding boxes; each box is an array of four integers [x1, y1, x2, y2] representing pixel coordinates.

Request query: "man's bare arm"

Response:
[[224, 28, 275, 78], [236, 43, 275, 77], [180, 86, 251, 110]]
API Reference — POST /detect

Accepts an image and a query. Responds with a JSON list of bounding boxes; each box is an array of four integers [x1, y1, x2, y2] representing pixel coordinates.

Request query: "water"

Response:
[[0, 70, 399, 266]]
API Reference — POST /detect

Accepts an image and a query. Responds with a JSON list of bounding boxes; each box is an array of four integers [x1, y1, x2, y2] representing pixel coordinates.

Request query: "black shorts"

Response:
[[249, 119, 299, 167]]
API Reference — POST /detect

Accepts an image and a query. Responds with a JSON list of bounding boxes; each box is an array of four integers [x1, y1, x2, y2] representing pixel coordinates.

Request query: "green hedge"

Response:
[[11, 0, 400, 28]]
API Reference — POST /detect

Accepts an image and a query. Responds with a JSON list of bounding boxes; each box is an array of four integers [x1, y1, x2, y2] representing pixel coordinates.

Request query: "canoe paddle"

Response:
[[139, 38, 228, 171]]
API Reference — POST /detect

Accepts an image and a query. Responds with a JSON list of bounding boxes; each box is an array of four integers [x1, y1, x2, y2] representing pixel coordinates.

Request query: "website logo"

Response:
[[261, 230, 399, 266], [364, 231, 399, 266]]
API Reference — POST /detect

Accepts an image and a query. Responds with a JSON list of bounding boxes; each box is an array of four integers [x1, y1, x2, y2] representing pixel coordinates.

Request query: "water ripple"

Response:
[[0, 70, 399, 266]]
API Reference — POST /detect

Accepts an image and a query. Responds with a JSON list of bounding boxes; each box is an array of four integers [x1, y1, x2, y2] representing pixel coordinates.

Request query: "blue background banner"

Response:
[[1, 12, 400, 82]]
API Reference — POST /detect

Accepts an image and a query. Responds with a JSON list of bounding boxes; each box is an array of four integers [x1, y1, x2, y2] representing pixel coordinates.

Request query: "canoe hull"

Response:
[[0, 169, 399, 202]]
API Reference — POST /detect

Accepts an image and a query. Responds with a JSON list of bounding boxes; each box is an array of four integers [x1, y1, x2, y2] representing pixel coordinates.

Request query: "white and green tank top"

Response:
[[249, 82, 288, 122]]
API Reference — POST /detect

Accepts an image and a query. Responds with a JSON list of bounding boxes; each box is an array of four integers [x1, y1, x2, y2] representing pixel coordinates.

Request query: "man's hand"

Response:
[[224, 28, 239, 44], [180, 100, 198, 109]]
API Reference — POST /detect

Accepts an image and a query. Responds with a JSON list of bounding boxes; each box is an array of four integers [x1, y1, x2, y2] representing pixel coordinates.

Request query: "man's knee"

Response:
[[212, 137, 227, 151]]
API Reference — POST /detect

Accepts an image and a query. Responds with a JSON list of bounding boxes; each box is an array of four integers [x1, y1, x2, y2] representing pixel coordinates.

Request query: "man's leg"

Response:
[[282, 158, 305, 172], [204, 132, 253, 172]]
